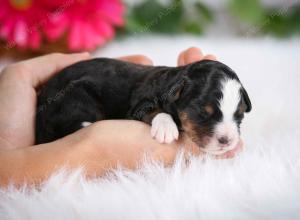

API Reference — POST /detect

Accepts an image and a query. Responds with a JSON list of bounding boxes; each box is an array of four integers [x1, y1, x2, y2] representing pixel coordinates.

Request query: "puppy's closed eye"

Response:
[[204, 105, 214, 115], [198, 104, 214, 121]]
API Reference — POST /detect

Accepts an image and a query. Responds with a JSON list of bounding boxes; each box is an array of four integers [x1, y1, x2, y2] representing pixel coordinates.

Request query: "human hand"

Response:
[[0, 53, 153, 149], [0, 53, 91, 148]]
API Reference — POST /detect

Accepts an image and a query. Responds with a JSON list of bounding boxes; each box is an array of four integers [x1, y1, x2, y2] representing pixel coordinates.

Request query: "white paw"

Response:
[[151, 113, 179, 144], [81, 122, 92, 127]]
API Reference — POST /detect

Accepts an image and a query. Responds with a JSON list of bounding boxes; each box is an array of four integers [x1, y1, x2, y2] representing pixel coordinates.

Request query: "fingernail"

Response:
[[184, 47, 203, 64], [84, 52, 91, 56], [204, 54, 217, 61], [79, 52, 91, 57]]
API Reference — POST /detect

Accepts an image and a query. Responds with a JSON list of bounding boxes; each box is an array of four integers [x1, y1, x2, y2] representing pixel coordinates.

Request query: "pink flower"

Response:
[[0, 0, 125, 51], [44, 0, 125, 51], [0, 0, 46, 49]]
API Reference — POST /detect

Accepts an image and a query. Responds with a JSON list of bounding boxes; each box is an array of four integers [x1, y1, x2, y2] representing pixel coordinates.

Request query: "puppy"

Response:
[[36, 58, 251, 155]]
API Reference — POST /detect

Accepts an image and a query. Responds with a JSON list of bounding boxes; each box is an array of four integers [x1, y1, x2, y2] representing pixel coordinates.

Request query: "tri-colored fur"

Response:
[[36, 58, 251, 154]]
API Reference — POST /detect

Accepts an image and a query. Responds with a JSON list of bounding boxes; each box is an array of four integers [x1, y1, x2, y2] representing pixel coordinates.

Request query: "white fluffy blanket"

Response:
[[1, 36, 300, 220]]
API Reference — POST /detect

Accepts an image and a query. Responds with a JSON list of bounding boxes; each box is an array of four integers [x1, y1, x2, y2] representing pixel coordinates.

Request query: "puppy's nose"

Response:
[[218, 136, 229, 145]]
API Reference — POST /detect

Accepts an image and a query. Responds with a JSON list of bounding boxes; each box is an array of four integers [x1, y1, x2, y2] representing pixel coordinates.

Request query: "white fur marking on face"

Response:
[[219, 79, 242, 122], [217, 79, 241, 145], [82, 122, 92, 127], [151, 113, 179, 144], [205, 79, 242, 154]]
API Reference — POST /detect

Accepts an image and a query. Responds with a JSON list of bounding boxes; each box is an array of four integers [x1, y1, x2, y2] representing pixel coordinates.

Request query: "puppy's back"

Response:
[[35, 58, 154, 144]]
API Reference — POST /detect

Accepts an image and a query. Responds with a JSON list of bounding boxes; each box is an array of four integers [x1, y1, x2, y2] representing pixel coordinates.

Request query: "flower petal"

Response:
[[29, 29, 41, 49], [82, 23, 99, 50], [0, 18, 14, 39], [13, 20, 28, 47], [68, 20, 83, 51], [44, 13, 68, 41], [0, 6, 7, 20], [94, 20, 114, 39], [96, 0, 125, 26]]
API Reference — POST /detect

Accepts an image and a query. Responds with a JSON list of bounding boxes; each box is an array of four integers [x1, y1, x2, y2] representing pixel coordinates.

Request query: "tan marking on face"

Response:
[[204, 104, 214, 115], [179, 111, 211, 148]]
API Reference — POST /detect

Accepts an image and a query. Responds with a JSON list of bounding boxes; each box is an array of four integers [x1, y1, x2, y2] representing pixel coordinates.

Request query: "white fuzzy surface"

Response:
[[1, 36, 300, 219]]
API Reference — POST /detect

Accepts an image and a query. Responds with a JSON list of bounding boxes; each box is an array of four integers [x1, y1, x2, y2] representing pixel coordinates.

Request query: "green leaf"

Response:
[[195, 2, 214, 23], [289, 7, 300, 34], [126, 0, 184, 34], [228, 0, 265, 24], [133, 0, 166, 25], [183, 22, 203, 34], [263, 11, 290, 37], [261, 7, 300, 37]]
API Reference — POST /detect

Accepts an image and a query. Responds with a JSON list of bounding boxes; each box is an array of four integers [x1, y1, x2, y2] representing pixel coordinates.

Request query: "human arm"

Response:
[[0, 119, 202, 187]]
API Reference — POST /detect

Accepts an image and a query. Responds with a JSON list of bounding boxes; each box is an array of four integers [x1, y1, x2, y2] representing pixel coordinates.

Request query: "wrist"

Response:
[[59, 127, 112, 177], [0, 148, 26, 187], [0, 140, 79, 187]]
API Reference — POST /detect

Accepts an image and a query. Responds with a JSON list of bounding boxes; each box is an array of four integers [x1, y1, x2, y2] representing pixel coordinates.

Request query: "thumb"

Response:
[[21, 52, 90, 88]]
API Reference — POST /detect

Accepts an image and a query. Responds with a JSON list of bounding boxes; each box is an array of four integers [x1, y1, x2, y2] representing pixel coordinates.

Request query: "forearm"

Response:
[[68, 120, 184, 174], [0, 120, 201, 187], [0, 141, 73, 187], [0, 121, 170, 187]]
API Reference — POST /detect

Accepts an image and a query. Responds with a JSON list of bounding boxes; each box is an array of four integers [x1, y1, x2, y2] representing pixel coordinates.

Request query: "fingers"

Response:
[[177, 47, 217, 66], [19, 52, 91, 88], [14, 53, 152, 88], [12, 48, 213, 88], [4, 52, 153, 90], [203, 54, 217, 61], [178, 47, 203, 66], [118, 55, 153, 66]]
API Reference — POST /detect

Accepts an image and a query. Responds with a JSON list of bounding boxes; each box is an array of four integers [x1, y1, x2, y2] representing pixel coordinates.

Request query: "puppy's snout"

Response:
[[218, 136, 230, 145]]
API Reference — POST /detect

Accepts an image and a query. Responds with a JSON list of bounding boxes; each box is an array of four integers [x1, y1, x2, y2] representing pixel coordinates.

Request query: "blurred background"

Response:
[[0, 0, 299, 59], [0, 1, 299, 121], [0, 0, 299, 121], [1, 0, 299, 112]]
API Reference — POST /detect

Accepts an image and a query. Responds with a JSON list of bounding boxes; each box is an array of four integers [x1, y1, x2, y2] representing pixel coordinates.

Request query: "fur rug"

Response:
[[1, 36, 300, 220]]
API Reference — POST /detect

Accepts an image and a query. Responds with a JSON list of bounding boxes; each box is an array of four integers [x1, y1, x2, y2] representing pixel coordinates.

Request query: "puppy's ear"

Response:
[[241, 87, 252, 113], [166, 76, 190, 103], [127, 99, 156, 120]]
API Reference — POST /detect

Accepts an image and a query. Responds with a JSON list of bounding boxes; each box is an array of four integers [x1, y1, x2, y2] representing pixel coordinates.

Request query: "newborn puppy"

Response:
[[36, 58, 251, 155]]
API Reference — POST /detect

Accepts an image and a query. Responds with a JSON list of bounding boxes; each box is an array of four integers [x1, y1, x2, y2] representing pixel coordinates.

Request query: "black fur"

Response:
[[36, 58, 251, 145]]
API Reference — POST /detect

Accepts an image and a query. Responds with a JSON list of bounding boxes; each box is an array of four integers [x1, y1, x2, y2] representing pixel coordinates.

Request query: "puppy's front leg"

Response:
[[151, 113, 179, 144], [128, 100, 179, 144]]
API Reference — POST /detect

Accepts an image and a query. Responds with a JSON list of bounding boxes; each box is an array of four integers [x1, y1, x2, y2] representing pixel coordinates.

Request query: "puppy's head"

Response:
[[171, 60, 251, 155]]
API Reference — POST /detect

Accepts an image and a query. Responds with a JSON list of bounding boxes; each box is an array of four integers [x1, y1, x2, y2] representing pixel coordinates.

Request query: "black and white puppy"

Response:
[[36, 58, 251, 155]]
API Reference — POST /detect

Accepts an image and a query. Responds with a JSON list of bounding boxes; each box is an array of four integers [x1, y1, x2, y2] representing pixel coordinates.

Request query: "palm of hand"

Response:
[[0, 53, 91, 148], [0, 66, 37, 147]]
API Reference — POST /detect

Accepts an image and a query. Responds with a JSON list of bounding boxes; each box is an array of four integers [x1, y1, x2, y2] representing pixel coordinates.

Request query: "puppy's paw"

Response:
[[151, 113, 179, 144]]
